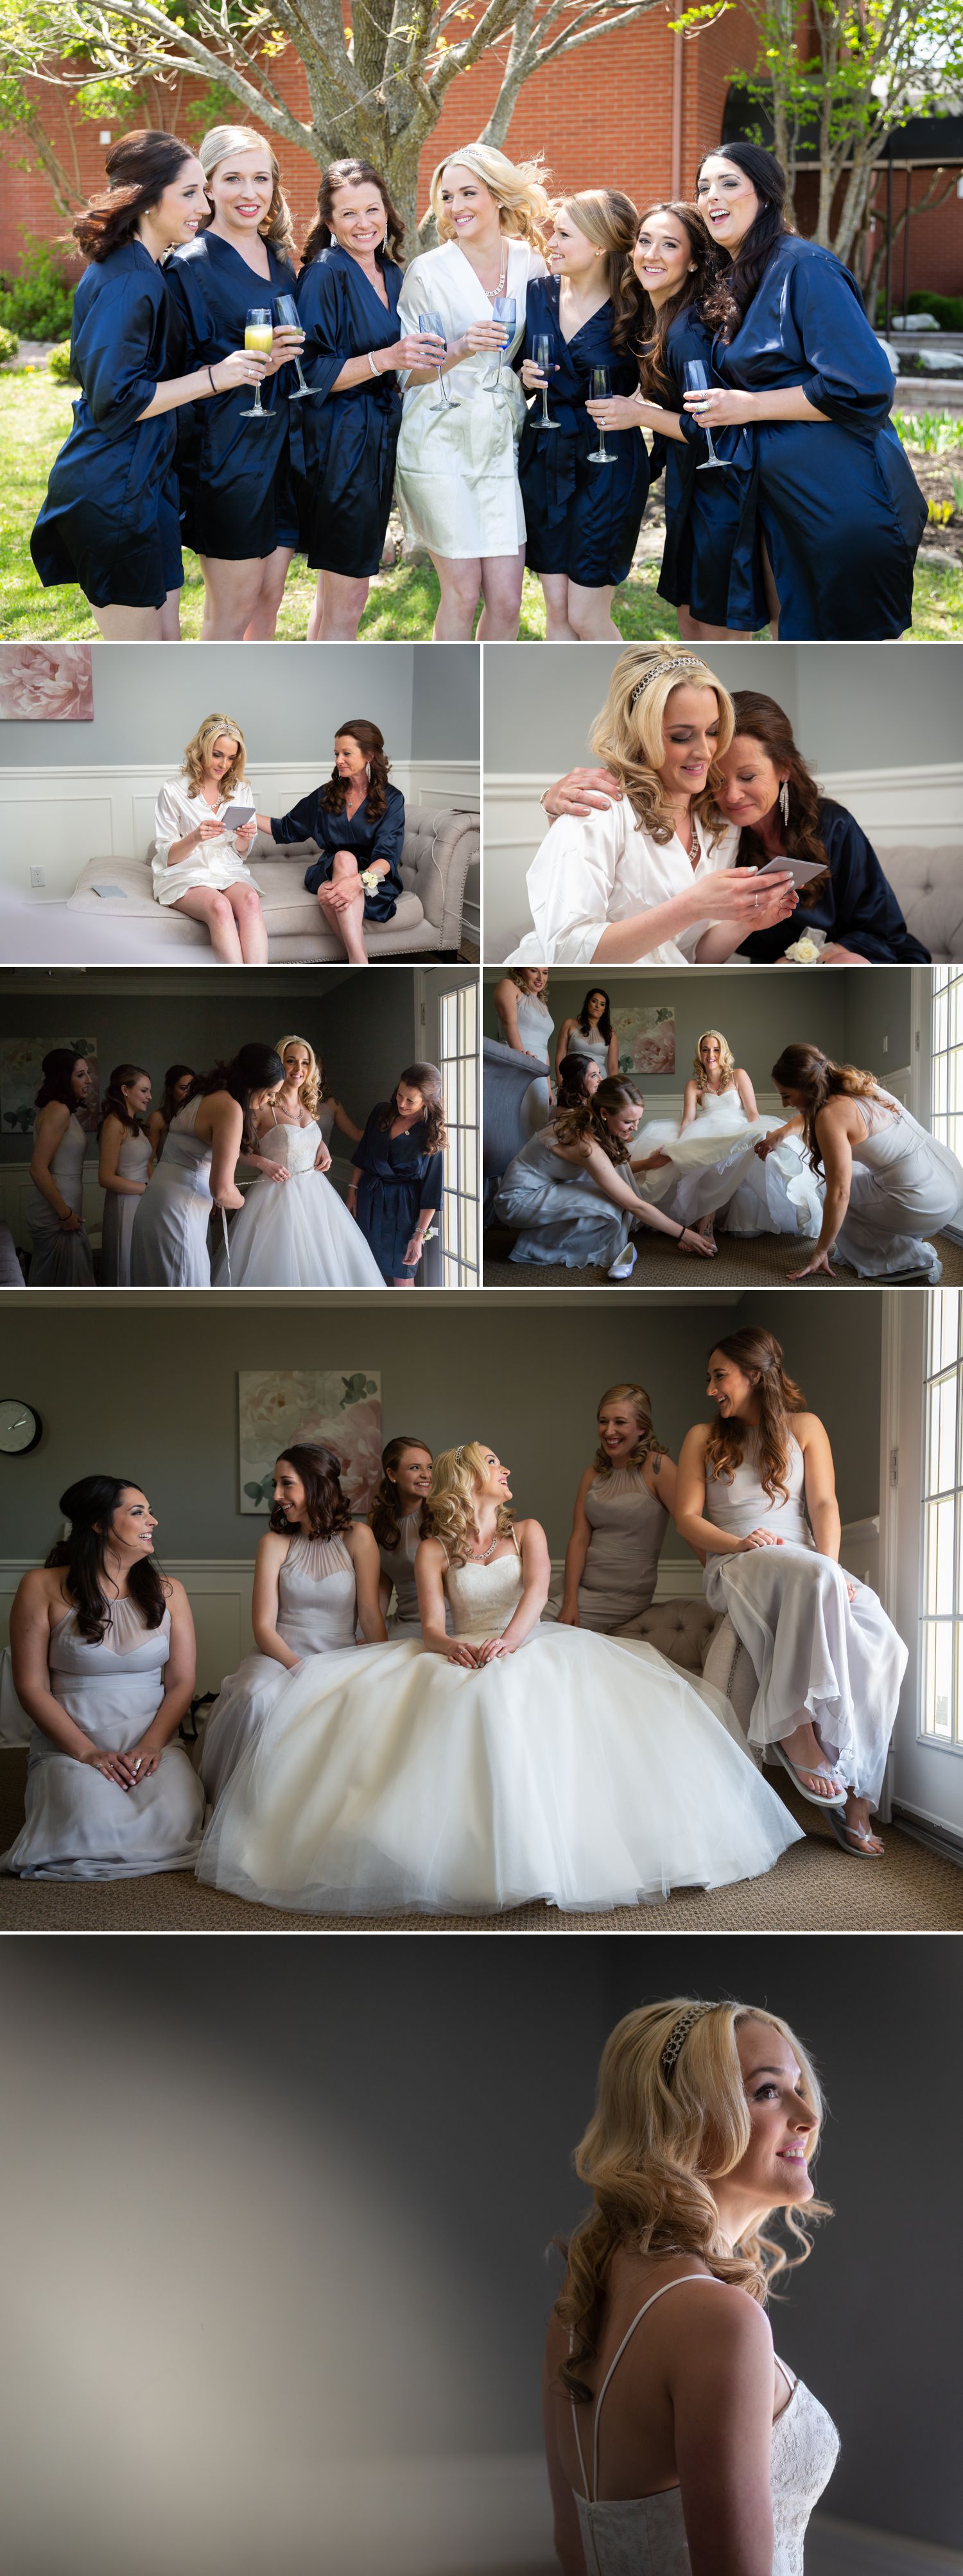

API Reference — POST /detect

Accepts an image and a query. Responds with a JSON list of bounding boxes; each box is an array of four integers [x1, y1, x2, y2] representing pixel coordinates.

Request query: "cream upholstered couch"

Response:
[[65, 806, 479, 961], [884, 846, 963, 961]]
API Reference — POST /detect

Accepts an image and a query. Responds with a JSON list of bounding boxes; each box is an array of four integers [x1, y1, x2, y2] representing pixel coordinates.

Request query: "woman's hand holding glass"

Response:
[[210, 350, 268, 396], [273, 293, 309, 396], [586, 392, 646, 432], [390, 329, 446, 371], [682, 383, 757, 428]]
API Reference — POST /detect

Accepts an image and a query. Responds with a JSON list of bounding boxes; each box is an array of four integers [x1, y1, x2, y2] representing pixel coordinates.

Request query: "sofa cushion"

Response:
[[881, 844, 963, 961]]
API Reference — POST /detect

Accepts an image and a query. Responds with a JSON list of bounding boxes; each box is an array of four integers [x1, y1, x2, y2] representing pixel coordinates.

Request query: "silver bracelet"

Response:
[[539, 788, 553, 817], [367, 350, 381, 378]]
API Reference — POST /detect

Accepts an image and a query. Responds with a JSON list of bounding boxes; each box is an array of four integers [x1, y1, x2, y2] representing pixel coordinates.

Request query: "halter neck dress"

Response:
[[577, 1466, 668, 1632], [512, 989, 554, 1138], [494, 1123, 639, 1271], [27, 1112, 95, 1287], [101, 1126, 152, 1285], [568, 2275, 838, 2575], [196, 1531, 803, 1915], [830, 1088, 963, 1280], [1, 1597, 203, 1879], [376, 1510, 452, 1637], [201, 1534, 360, 1806], [130, 1095, 214, 1287]]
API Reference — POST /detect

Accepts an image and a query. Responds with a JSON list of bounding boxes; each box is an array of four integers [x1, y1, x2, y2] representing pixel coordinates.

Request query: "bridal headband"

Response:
[[660, 2003, 715, 2082], [630, 656, 707, 709]]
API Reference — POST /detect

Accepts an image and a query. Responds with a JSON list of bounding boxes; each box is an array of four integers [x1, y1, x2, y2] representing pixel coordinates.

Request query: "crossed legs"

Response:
[[316, 851, 370, 962]]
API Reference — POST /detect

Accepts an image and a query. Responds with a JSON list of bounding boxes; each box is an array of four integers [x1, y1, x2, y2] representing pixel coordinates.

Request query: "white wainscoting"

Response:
[[0, 760, 479, 904], [482, 763, 963, 961]]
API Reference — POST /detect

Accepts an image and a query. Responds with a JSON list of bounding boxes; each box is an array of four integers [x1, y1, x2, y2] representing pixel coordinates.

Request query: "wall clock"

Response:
[[0, 1399, 42, 1456]]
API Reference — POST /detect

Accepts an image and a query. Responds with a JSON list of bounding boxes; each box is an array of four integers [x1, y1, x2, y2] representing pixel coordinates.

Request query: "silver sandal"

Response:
[[774, 1743, 846, 1809]]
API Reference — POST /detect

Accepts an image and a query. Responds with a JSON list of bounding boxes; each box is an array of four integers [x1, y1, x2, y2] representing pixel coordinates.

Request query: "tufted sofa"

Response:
[[883, 846, 963, 961], [65, 806, 479, 961]]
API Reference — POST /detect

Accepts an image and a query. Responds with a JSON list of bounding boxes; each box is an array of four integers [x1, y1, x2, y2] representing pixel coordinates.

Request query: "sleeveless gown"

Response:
[[200, 1535, 359, 1805], [831, 1090, 963, 1280], [211, 1111, 383, 1289], [638, 1087, 822, 1238], [564, 1025, 609, 1077], [101, 1127, 152, 1285], [195, 1535, 802, 1915], [27, 1112, 95, 1286], [377, 1510, 453, 1637], [702, 1429, 907, 1805], [577, 1468, 668, 1632], [494, 1125, 637, 1270], [130, 1095, 215, 1286], [512, 991, 554, 1138], [1, 1599, 204, 1879], [569, 2276, 838, 2576]]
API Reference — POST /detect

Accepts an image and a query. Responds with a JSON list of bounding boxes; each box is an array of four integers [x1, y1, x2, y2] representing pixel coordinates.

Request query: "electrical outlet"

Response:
[[30, 866, 45, 888]]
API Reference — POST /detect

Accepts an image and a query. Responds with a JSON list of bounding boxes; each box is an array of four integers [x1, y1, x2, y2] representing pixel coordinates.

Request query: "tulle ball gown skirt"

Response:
[[212, 1171, 384, 1289], [196, 1627, 804, 1915]]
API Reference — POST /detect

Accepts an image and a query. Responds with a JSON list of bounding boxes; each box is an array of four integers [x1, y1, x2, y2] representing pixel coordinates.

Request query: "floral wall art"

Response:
[[0, 643, 94, 721], [612, 1005, 676, 1077], [238, 1370, 383, 1515]]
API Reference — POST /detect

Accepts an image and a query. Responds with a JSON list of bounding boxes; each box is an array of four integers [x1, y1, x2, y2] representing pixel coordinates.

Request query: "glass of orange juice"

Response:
[[241, 308, 273, 418]]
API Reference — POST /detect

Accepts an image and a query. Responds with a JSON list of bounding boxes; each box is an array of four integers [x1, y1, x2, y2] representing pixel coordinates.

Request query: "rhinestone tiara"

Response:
[[630, 656, 707, 709], [660, 2003, 714, 2082]]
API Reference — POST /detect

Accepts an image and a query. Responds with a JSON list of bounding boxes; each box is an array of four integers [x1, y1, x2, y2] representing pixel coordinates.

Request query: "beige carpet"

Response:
[[0, 1752, 959, 1933], [483, 1228, 963, 1290]]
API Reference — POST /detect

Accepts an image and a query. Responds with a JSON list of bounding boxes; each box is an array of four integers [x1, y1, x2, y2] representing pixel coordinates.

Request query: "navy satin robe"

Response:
[[270, 781, 405, 921], [31, 241, 185, 608], [352, 1110, 443, 1278], [655, 308, 765, 631], [293, 247, 403, 576], [518, 279, 650, 587], [715, 235, 926, 640], [736, 799, 931, 962], [165, 232, 300, 559]]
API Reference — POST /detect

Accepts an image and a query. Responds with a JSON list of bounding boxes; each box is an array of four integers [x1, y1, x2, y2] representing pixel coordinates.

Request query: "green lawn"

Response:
[[2, 370, 960, 640]]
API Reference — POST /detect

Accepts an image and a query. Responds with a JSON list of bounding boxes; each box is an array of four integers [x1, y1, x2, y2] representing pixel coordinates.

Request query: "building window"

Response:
[[921, 1290, 963, 1746], [929, 967, 963, 1164], [437, 980, 479, 1286]]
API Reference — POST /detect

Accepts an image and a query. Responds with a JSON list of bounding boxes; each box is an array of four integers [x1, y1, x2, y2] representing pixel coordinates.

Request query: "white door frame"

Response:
[[880, 1292, 963, 1844]]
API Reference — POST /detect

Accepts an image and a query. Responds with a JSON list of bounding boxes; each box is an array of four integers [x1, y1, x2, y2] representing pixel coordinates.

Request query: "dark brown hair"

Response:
[[46, 1475, 166, 1642], [724, 693, 830, 898], [74, 130, 197, 262], [300, 157, 405, 270], [556, 1059, 596, 1112], [633, 200, 715, 400], [375, 1064, 447, 1155], [577, 988, 613, 1042], [269, 1445, 352, 1542], [157, 1064, 196, 1135], [35, 1049, 88, 1110], [771, 1045, 889, 1175], [322, 719, 390, 826], [704, 1327, 807, 1504], [695, 143, 790, 343], [98, 1063, 149, 1139], [189, 1045, 284, 1153], [368, 1435, 433, 1553], [553, 1075, 643, 1166]]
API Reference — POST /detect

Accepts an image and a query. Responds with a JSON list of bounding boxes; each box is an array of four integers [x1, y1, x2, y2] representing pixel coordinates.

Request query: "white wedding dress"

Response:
[[638, 1086, 822, 1237], [570, 2276, 839, 2576], [212, 1112, 383, 1289], [196, 1535, 802, 1915], [200, 1535, 361, 1803]]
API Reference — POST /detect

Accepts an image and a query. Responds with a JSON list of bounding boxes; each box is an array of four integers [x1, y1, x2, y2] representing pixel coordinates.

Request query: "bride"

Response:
[[196, 1441, 803, 1915], [211, 1031, 383, 1288], [638, 1029, 822, 1241]]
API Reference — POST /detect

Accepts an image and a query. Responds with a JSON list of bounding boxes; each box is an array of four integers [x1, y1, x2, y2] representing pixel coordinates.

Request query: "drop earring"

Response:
[[779, 781, 790, 826]]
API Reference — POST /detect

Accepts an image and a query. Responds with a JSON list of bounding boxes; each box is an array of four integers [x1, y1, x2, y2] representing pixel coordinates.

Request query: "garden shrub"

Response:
[[0, 238, 76, 340]]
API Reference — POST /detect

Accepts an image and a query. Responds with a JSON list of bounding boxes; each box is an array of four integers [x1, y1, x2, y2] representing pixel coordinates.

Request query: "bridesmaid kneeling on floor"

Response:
[[254, 719, 404, 963], [98, 1064, 153, 1287], [675, 1328, 908, 1858], [2, 1476, 203, 1880], [494, 1075, 715, 1275], [560, 1382, 673, 1634], [27, 1049, 96, 1289], [347, 1063, 446, 1285], [200, 1445, 384, 1804]]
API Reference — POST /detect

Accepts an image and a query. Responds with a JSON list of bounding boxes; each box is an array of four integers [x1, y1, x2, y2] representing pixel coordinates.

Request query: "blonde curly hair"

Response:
[[426, 1441, 514, 1567], [181, 714, 247, 798], [693, 1029, 736, 1094], [198, 125, 295, 260], [429, 142, 551, 250], [589, 647, 734, 846], [555, 1996, 831, 2405], [274, 1034, 320, 1119]]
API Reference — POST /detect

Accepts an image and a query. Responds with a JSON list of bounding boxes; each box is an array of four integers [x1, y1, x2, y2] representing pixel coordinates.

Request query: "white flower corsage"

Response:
[[783, 928, 827, 964]]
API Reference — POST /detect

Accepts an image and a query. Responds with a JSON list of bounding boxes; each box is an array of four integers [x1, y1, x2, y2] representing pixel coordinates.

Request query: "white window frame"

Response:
[[414, 970, 480, 1288], [880, 1293, 963, 1843], [912, 964, 963, 1244]]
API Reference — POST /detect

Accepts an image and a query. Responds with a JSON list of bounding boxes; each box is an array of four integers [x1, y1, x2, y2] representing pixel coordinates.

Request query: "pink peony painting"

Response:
[[0, 644, 94, 722], [613, 1007, 676, 1077], [238, 1370, 383, 1515]]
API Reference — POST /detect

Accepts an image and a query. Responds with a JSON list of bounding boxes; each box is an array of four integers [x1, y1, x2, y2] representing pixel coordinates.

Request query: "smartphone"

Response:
[[754, 855, 826, 892]]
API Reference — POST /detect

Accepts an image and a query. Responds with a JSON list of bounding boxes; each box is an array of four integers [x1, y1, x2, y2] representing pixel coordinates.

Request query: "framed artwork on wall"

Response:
[[0, 1035, 99, 1136], [0, 643, 94, 721], [238, 1370, 383, 1515], [612, 1005, 676, 1077]]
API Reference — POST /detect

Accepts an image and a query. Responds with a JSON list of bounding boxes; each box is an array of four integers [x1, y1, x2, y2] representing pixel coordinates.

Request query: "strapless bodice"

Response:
[[695, 1086, 749, 1129], [259, 1118, 324, 1178], [276, 1535, 357, 1656], [444, 1547, 526, 1640], [575, 2376, 840, 2576], [704, 1431, 813, 1548]]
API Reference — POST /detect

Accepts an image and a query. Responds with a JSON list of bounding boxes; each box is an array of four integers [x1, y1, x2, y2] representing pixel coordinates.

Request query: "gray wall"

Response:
[[482, 640, 960, 779], [484, 968, 914, 1096], [0, 642, 480, 770], [0, 1293, 881, 1562]]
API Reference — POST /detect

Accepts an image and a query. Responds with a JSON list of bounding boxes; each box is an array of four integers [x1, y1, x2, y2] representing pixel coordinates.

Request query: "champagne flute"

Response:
[[419, 309, 451, 412], [241, 308, 273, 419], [275, 292, 314, 400], [490, 294, 516, 392], [683, 358, 729, 469], [587, 366, 614, 465], [532, 333, 558, 431]]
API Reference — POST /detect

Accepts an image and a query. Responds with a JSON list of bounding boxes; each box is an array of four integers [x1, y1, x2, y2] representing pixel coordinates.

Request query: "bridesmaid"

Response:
[[347, 1063, 446, 1285], [556, 1057, 601, 1109], [395, 143, 550, 640], [165, 124, 306, 640], [769, 1044, 963, 1283], [689, 144, 926, 640], [146, 1063, 195, 1161], [492, 969, 554, 1135], [153, 713, 265, 964], [519, 190, 650, 640], [200, 1444, 384, 1804], [676, 1328, 908, 1856], [30, 130, 255, 640], [273, 1035, 363, 1158], [559, 1384, 673, 1633], [131, 1044, 283, 1286], [369, 1437, 436, 1633], [294, 159, 438, 641], [98, 1064, 153, 1287], [3, 1475, 203, 1879], [716, 692, 931, 965], [493, 1075, 716, 1273], [254, 720, 404, 964], [555, 988, 618, 1087], [27, 1049, 95, 1287]]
